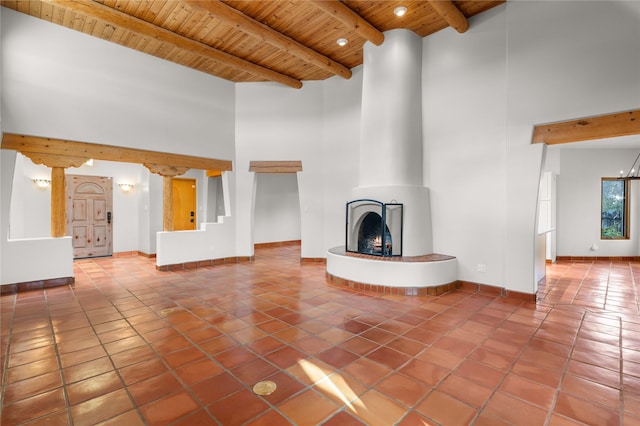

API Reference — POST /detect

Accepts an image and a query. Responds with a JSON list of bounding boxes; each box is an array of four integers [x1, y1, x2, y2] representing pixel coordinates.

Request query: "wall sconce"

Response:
[[33, 178, 51, 188], [118, 183, 134, 192]]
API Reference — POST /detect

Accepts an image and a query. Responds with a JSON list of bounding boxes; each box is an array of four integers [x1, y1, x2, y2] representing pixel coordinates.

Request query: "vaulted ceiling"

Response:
[[2, 0, 504, 88]]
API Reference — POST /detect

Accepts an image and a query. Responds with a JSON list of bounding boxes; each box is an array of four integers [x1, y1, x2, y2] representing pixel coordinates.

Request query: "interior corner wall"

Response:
[[322, 67, 363, 251], [253, 174, 301, 244], [557, 149, 639, 257]]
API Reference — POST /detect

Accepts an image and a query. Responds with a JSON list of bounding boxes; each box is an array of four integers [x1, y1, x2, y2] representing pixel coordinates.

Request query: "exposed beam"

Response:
[[42, 0, 302, 89], [531, 109, 640, 145], [184, 0, 352, 80], [428, 0, 469, 34], [310, 0, 384, 46], [1, 133, 233, 174]]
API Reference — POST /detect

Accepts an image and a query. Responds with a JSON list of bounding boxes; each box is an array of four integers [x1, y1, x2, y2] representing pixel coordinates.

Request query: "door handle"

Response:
[[107, 212, 111, 224]]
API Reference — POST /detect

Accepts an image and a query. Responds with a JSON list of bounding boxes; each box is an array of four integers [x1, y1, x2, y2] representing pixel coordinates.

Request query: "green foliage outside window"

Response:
[[601, 178, 628, 239]]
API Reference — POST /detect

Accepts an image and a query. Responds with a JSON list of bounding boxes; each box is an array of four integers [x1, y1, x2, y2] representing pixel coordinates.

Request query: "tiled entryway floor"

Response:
[[2, 245, 640, 425]]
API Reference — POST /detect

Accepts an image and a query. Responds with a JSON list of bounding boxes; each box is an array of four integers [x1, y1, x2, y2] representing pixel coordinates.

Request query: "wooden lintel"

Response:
[[531, 109, 640, 145], [184, 0, 352, 80], [249, 161, 303, 173], [43, 0, 302, 89], [310, 0, 384, 46], [428, 0, 469, 34], [1, 133, 233, 175]]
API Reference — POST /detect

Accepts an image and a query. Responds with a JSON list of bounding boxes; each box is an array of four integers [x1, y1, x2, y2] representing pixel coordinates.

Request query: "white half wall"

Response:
[[156, 217, 236, 267], [1, 150, 73, 285]]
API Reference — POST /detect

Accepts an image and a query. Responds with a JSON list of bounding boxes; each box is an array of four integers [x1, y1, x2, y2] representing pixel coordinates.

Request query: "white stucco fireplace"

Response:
[[326, 29, 457, 293]]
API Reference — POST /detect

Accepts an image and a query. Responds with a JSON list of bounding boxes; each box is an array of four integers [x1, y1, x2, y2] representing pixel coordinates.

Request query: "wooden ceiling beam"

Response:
[[310, 0, 384, 46], [184, 0, 352, 80], [531, 109, 640, 145], [1, 133, 233, 175], [427, 1, 469, 34], [42, 0, 302, 89]]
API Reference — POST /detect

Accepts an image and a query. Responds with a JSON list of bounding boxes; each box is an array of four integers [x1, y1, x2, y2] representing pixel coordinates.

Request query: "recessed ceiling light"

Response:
[[337, 38, 348, 46], [394, 6, 407, 17]]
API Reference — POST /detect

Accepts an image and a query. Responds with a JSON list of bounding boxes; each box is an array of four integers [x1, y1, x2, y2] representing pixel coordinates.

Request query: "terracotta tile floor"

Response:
[[2, 245, 640, 425]]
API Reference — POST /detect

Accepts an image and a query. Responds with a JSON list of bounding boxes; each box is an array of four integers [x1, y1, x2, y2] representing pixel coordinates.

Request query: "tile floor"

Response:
[[1, 245, 639, 425]]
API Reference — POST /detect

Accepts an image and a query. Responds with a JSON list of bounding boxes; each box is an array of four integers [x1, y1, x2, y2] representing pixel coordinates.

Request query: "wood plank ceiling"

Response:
[[2, 0, 504, 88]]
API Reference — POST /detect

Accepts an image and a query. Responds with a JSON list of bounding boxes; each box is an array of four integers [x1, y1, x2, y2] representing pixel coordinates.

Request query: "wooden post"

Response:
[[163, 176, 174, 232], [50, 167, 66, 237]]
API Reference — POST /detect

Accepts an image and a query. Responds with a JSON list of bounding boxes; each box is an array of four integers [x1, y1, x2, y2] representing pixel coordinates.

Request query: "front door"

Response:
[[66, 175, 113, 258], [172, 178, 197, 230]]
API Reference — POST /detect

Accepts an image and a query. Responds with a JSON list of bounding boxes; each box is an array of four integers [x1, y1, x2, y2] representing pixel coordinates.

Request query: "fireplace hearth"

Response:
[[346, 199, 403, 257]]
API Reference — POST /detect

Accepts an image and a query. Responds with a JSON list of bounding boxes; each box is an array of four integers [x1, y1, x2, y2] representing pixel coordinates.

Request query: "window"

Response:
[[601, 178, 629, 239]]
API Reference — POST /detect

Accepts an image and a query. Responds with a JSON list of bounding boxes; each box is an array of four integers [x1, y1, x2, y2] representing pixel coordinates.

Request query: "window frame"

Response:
[[600, 177, 630, 240]]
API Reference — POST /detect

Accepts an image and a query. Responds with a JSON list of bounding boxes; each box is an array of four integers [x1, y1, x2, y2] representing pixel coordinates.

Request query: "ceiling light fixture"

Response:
[[336, 38, 348, 46], [394, 6, 408, 17], [618, 152, 640, 180]]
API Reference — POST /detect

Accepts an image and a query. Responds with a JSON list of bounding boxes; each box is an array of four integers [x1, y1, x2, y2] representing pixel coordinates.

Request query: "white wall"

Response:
[[557, 149, 639, 257], [235, 82, 325, 258], [322, 67, 363, 252], [1, 8, 235, 284], [423, 1, 640, 293], [423, 6, 508, 287], [254, 174, 301, 244]]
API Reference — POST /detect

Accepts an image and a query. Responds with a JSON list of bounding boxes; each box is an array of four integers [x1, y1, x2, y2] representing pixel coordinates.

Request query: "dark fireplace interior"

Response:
[[357, 212, 392, 255]]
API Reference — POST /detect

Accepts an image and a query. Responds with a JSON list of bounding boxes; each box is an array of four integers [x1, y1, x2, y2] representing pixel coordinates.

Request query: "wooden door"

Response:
[[66, 175, 113, 258], [172, 178, 197, 231]]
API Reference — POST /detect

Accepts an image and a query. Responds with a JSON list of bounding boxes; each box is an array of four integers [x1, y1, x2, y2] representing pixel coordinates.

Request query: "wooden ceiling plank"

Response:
[[427, 0, 469, 33], [183, 0, 352, 80], [531, 109, 640, 145], [41, 0, 302, 88], [310, 0, 384, 46], [1, 133, 233, 173]]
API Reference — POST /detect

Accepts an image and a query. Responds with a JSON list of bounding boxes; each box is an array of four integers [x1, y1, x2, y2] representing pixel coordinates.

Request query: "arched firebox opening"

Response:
[[346, 199, 403, 257], [357, 212, 392, 255]]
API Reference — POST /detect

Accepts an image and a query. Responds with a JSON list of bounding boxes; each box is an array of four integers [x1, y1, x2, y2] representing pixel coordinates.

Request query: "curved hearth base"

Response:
[[326, 246, 458, 296]]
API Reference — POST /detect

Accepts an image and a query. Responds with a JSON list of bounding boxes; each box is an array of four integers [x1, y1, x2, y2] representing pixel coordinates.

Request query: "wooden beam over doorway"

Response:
[[1, 133, 233, 174], [531, 109, 640, 145], [249, 161, 303, 173]]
